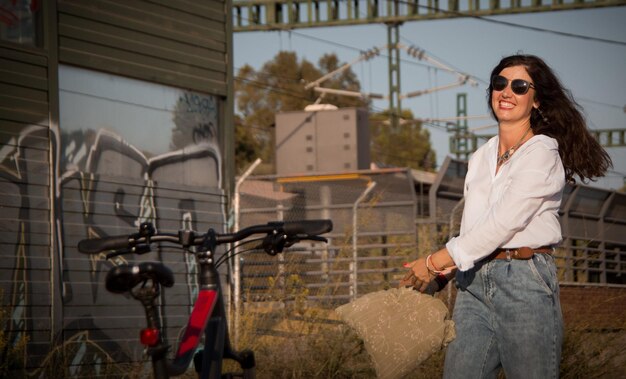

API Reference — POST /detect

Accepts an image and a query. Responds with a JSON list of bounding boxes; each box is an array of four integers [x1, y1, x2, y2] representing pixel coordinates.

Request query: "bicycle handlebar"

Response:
[[78, 235, 132, 255], [77, 219, 333, 255]]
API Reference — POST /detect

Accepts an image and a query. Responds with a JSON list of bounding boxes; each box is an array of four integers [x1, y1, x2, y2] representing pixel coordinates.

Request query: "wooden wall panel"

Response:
[[58, 0, 228, 95]]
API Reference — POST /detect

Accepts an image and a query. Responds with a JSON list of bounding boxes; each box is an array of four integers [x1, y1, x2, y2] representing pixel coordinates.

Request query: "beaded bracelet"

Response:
[[426, 254, 444, 275]]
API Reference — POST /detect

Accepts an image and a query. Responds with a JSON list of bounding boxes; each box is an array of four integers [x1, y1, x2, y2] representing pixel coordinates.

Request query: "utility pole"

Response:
[[449, 93, 469, 160], [387, 22, 402, 131]]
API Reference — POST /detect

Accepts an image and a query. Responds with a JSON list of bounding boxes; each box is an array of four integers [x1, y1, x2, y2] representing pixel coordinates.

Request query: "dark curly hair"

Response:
[[487, 54, 612, 183]]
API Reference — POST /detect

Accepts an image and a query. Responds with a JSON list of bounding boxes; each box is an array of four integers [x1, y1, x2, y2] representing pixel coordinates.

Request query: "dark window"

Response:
[[0, 0, 43, 47]]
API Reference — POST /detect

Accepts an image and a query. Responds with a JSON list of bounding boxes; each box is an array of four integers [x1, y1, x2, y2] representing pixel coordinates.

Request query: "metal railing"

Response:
[[233, 0, 626, 31], [233, 159, 626, 311]]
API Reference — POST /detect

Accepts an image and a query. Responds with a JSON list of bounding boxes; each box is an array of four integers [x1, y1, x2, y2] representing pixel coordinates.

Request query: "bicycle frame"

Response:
[[161, 230, 254, 379], [79, 220, 332, 379]]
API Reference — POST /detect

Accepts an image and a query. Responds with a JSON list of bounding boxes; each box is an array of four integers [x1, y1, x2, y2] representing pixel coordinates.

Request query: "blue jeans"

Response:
[[443, 253, 563, 379]]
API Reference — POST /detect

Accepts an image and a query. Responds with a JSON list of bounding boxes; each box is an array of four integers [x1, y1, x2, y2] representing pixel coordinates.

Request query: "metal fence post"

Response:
[[276, 203, 285, 298], [232, 158, 261, 344], [320, 185, 331, 282], [351, 181, 377, 300]]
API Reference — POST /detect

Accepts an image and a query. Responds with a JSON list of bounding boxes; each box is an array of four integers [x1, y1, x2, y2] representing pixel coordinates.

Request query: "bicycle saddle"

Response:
[[105, 262, 175, 293]]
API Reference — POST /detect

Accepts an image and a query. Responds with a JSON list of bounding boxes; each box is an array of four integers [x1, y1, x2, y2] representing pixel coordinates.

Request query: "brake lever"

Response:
[[306, 235, 327, 243], [282, 235, 328, 249], [263, 233, 329, 255], [262, 233, 287, 256]]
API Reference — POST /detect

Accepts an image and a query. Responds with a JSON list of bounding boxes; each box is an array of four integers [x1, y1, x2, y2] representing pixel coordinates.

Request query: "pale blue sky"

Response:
[[233, 7, 626, 189]]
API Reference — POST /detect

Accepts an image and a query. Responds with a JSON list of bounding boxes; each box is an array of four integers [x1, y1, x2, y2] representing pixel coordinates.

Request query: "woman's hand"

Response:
[[400, 257, 435, 293], [400, 249, 457, 292]]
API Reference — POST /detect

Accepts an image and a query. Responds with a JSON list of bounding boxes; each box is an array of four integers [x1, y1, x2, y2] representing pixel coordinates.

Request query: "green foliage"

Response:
[[235, 51, 438, 174], [234, 113, 261, 168], [234, 51, 369, 174], [370, 109, 437, 171]]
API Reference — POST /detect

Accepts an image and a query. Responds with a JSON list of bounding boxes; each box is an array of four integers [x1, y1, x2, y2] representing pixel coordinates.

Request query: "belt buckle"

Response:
[[504, 249, 519, 261]]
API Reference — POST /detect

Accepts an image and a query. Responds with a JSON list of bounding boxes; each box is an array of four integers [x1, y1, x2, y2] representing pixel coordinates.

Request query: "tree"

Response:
[[369, 109, 437, 171], [233, 114, 260, 169], [235, 51, 436, 174], [234, 51, 368, 174]]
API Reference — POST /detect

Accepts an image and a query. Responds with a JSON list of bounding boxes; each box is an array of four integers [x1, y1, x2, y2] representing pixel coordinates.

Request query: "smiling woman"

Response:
[[487, 55, 612, 183], [401, 54, 613, 379], [489, 65, 538, 169]]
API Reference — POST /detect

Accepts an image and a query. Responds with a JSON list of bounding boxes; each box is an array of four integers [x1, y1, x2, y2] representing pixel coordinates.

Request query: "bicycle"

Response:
[[77, 219, 333, 379]]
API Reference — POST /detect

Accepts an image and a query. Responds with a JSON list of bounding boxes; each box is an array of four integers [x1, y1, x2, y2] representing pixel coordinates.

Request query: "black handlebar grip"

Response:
[[77, 235, 131, 254], [282, 219, 333, 236]]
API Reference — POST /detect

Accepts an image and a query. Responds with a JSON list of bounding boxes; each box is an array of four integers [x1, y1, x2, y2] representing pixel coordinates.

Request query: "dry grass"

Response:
[[228, 304, 375, 378], [228, 277, 626, 379], [0, 291, 29, 378], [2, 287, 625, 378], [560, 327, 626, 379]]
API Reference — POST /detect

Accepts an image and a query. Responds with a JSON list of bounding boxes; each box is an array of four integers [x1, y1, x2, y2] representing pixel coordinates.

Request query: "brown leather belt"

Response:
[[490, 246, 554, 260]]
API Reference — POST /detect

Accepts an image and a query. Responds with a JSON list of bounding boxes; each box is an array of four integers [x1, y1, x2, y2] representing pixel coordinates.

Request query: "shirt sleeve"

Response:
[[446, 141, 564, 271]]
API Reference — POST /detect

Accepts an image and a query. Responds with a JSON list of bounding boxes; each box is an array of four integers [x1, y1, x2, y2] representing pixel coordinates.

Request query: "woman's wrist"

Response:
[[425, 254, 443, 275], [429, 249, 455, 273]]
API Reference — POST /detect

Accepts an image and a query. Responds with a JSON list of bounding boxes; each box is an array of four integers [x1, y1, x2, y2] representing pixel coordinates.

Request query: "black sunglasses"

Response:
[[491, 75, 535, 95]]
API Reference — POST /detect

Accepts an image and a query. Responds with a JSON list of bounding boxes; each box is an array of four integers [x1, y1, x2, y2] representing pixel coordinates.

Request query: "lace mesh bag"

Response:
[[335, 287, 455, 379]]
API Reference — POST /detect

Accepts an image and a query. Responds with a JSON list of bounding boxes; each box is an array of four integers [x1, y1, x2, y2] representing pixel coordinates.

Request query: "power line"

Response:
[[235, 9, 624, 128], [246, 44, 624, 120], [379, 0, 626, 47], [235, 53, 622, 139], [285, 29, 447, 72], [236, 5, 626, 106], [236, 74, 433, 122], [235, 77, 313, 100], [472, 14, 626, 47], [235, 10, 482, 75], [576, 97, 625, 110], [237, 60, 342, 84], [235, 2, 625, 91], [242, 72, 483, 123]]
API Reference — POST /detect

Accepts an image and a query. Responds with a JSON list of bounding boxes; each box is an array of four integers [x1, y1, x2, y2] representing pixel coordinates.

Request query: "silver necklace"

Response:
[[497, 126, 532, 167]]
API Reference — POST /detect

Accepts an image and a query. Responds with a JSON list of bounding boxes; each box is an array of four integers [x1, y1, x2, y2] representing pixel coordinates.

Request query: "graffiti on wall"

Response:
[[0, 65, 226, 376], [0, 122, 60, 374]]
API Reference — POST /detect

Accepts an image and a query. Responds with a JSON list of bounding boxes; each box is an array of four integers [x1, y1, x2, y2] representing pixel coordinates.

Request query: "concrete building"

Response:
[[275, 107, 370, 175]]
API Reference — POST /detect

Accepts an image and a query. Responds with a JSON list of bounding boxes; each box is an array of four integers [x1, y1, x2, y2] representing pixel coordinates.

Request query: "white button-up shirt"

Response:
[[446, 134, 565, 271]]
